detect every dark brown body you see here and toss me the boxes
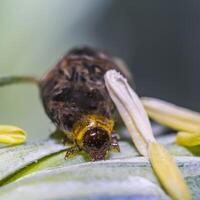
[39,47,131,160]
[40,47,124,134]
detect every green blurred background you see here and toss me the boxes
[0,0,112,141]
[1,0,200,141]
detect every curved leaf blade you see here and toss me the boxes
[0,140,67,181]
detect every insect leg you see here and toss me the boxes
[65,145,80,159]
[111,132,120,152]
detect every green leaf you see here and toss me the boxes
[0,173,169,200]
[0,137,199,199]
[0,140,67,182]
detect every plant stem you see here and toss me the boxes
[0,76,39,87]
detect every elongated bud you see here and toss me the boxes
[104,70,191,200]
[0,125,26,145]
[142,97,200,133]
[149,143,191,200]
[104,70,155,156]
[176,131,200,147]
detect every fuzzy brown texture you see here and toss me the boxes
[40,47,127,134]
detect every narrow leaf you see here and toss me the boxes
[0,141,139,185]
[0,140,67,181]
[0,154,200,200]
[0,171,169,200]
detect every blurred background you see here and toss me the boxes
[0,0,200,140]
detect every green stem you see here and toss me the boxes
[0,76,39,87]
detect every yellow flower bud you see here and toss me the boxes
[142,97,200,133]
[176,131,200,147]
[149,142,191,200]
[0,125,26,145]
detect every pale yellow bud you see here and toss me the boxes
[176,131,200,147]
[142,97,200,133]
[0,125,26,145]
[149,142,191,200]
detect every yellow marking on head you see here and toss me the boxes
[72,114,114,148]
